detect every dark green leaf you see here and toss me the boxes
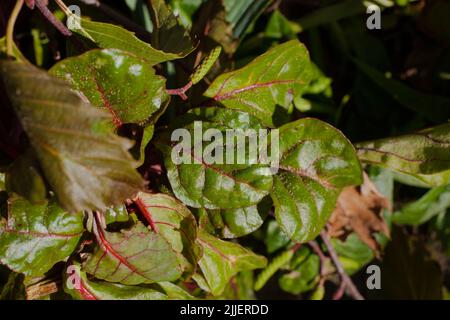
[271,118,362,243]
[156,106,273,209]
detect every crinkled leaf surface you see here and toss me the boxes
[157,107,273,209]
[0,195,84,277]
[134,192,201,273]
[83,217,183,285]
[147,0,194,55]
[196,230,267,296]
[198,196,271,238]
[0,61,144,212]
[357,123,450,187]
[67,15,190,65]
[204,40,314,127]
[271,118,362,243]
[50,49,169,127]
[64,262,167,300]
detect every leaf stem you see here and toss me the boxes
[35,0,72,36]
[308,240,327,286]
[166,81,193,101]
[320,229,365,300]
[6,0,24,58]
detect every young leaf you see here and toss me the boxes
[356,123,450,187]
[204,40,315,127]
[156,106,273,209]
[0,61,144,212]
[196,230,267,296]
[147,0,194,55]
[271,118,362,243]
[64,262,167,300]
[0,195,84,277]
[67,15,191,65]
[50,49,169,128]
[83,214,183,285]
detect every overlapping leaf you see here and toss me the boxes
[156,106,273,209]
[0,195,84,277]
[270,118,362,243]
[83,215,183,285]
[0,61,144,212]
[204,40,315,127]
[50,49,169,128]
[356,123,450,187]
[196,230,267,296]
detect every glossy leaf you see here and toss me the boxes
[204,40,315,127]
[67,14,190,65]
[0,195,84,277]
[196,230,267,296]
[157,281,196,300]
[0,61,144,212]
[332,233,374,275]
[147,0,194,55]
[64,262,167,300]
[271,118,362,243]
[156,107,273,209]
[357,123,450,187]
[104,205,129,226]
[50,49,169,127]
[83,216,183,285]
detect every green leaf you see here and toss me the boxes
[147,0,194,55]
[0,195,84,277]
[134,192,202,274]
[0,272,25,300]
[67,15,190,65]
[196,230,267,296]
[356,123,450,187]
[204,40,315,127]
[64,261,167,300]
[156,106,273,209]
[83,216,183,285]
[0,173,4,191]
[50,49,169,127]
[271,118,362,243]
[5,150,47,204]
[0,61,144,212]
[392,185,450,226]
[265,10,300,39]
[198,196,271,238]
